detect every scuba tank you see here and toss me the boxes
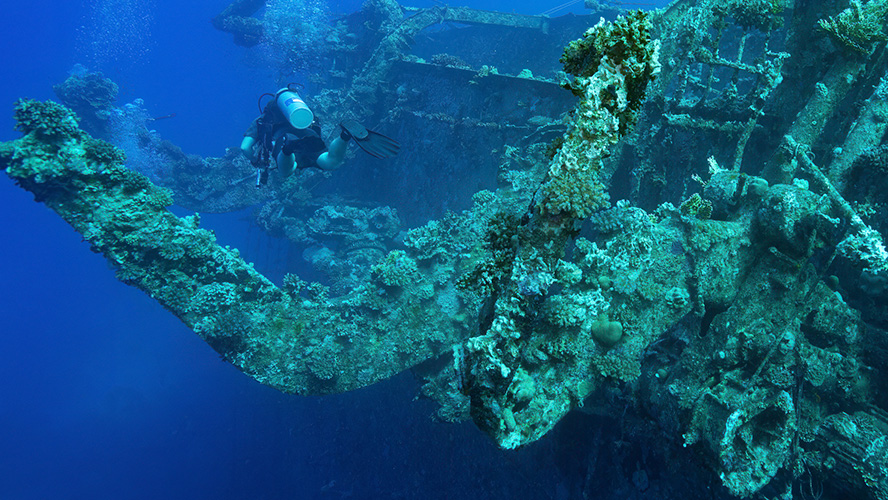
[275,87,313,129]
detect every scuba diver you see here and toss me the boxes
[241,85,400,187]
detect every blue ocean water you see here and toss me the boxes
[0,1,671,499]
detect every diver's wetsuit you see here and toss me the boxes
[242,93,397,179]
[244,101,328,172]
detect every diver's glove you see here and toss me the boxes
[340,119,400,159]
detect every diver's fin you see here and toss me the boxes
[341,120,400,159]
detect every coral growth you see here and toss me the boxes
[53,67,119,137]
[541,11,660,218]
[818,0,888,53]
[13,99,81,143]
[716,0,784,31]
[262,0,331,73]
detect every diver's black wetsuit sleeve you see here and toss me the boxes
[244,117,260,138]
